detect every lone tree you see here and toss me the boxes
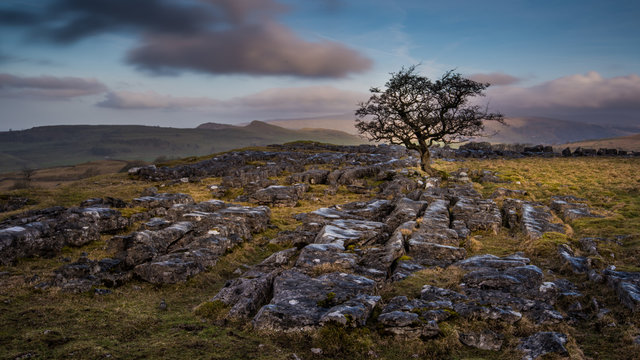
[355,66,504,174]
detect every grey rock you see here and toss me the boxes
[451,197,502,234]
[377,311,440,338]
[490,188,527,199]
[503,199,565,239]
[249,184,309,207]
[385,198,427,231]
[456,253,530,270]
[557,244,590,273]
[603,270,640,311]
[214,273,278,319]
[287,169,330,185]
[408,240,467,267]
[133,248,218,284]
[132,193,194,209]
[253,270,376,331]
[454,303,522,323]
[314,219,386,246]
[319,294,380,327]
[459,330,504,351]
[551,195,600,221]
[295,243,358,273]
[518,332,568,360]
[420,285,467,302]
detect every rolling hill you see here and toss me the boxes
[263,115,637,145]
[0,121,366,173]
[560,133,640,152]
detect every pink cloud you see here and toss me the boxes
[98,91,219,109]
[0,73,107,99]
[489,71,640,109]
[127,22,372,78]
[98,86,367,115]
[467,72,521,86]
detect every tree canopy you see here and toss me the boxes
[355,66,504,173]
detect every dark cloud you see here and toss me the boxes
[0,0,371,78]
[127,22,372,78]
[0,73,107,99]
[467,72,521,86]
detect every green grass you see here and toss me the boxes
[0,123,366,173]
[1,155,639,359]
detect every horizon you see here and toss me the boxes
[1,0,640,131]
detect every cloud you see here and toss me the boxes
[0,73,107,99]
[489,71,640,110]
[127,22,372,78]
[97,86,367,115]
[228,86,367,112]
[467,72,521,86]
[97,90,219,109]
[0,0,371,78]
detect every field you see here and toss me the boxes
[1,154,639,359]
[0,122,364,173]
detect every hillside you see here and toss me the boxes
[0,121,365,173]
[476,117,635,145]
[264,115,636,145]
[561,133,640,152]
[0,143,639,359]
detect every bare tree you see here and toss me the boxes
[355,66,504,174]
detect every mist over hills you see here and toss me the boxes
[0,121,364,173]
[263,115,638,145]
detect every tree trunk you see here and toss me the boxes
[420,148,434,175]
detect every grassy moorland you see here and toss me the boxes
[0,122,364,173]
[0,153,639,359]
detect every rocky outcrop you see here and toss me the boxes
[0,206,129,265]
[503,199,565,239]
[252,270,378,331]
[518,332,568,360]
[603,270,640,312]
[249,184,309,207]
[550,195,600,221]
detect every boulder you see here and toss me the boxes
[557,244,590,274]
[133,248,218,284]
[384,198,427,231]
[503,199,565,239]
[408,240,467,267]
[456,254,530,270]
[459,330,504,351]
[518,332,568,360]
[295,243,358,272]
[377,311,439,338]
[249,184,309,207]
[132,193,194,209]
[451,197,502,233]
[550,195,599,221]
[252,270,377,332]
[314,219,387,246]
[603,270,640,312]
[287,169,330,185]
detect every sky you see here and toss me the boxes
[0,0,639,131]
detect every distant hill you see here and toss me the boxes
[264,115,636,145]
[0,121,365,173]
[476,117,634,145]
[196,122,238,130]
[559,133,640,152]
[263,114,359,134]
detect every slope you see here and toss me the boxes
[0,122,365,173]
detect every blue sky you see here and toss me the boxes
[1,0,639,131]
